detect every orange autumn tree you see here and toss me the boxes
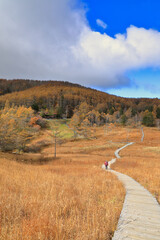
[70,102,107,139]
[0,101,38,152]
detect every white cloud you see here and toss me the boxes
[72,26,160,87]
[0,0,87,80]
[0,0,160,89]
[96,19,107,29]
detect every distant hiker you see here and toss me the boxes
[104,161,108,169]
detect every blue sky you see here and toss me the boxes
[82,0,160,98]
[83,0,160,36]
[0,0,160,98]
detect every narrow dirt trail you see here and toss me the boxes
[108,143,160,240]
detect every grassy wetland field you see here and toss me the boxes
[0,121,125,240]
[0,120,160,239]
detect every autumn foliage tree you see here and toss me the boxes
[142,110,155,127]
[70,102,107,138]
[156,107,160,119]
[69,112,80,138]
[121,114,128,126]
[0,102,38,151]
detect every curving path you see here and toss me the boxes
[108,143,160,240]
[141,127,144,142]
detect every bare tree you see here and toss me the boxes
[49,120,61,158]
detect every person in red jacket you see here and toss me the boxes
[104,161,108,169]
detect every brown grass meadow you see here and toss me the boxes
[1,124,159,239]
[112,127,160,204]
[0,126,125,240]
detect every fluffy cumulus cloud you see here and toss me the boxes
[96,19,107,29]
[73,26,160,87]
[0,0,160,88]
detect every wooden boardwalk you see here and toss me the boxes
[108,143,160,240]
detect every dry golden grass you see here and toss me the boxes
[2,124,159,239]
[0,126,125,240]
[112,127,160,204]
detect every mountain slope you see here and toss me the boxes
[0,79,160,121]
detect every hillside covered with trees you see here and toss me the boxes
[0,79,160,127]
[0,79,82,96]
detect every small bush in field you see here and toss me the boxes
[36,117,48,128]
[30,116,48,129]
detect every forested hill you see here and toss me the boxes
[0,79,83,96]
[0,79,160,123]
